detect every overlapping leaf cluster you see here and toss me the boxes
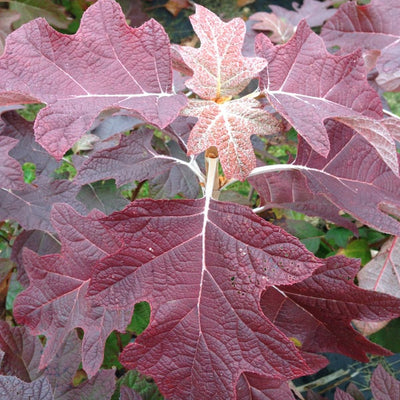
[0,0,399,399]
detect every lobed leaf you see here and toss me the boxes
[263,256,400,361]
[321,0,400,92]
[256,20,398,174]
[0,0,187,159]
[13,204,132,377]
[250,122,400,236]
[177,4,267,100]
[88,198,323,399]
[182,98,282,180]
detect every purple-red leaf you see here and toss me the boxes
[334,388,354,400]
[256,20,398,172]
[0,375,53,400]
[370,364,400,400]
[0,321,42,382]
[75,128,192,187]
[250,122,400,236]
[0,175,87,232]
[236,373,296,400]
[177,5,267,100]
[262,256,400,361]
[13,204,132,377]
[88,198,323,399]
[0,136,24,190]
[182,98,282,180]
[321,0,400,92]
[354,236,400,335]
[0,0,187,159]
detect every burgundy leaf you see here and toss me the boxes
[182,98,283,180]
[0,0,187,159]
[0,321,43,382]
[249,12,295,43]
[44,331,116,400]
[148,140,201,199]
[0,111,59,176]
[250,122,400,236]
[236,373,296,400]
[77,180,130,215]
[13,204,132,377]
[88,198,323,399]
[11,229,61,288]
[177,4,268,100]
[0,136,24,190]
[321,0,400,91]
[75,128,191,187]
[334,388,354,400]
[354,236,400,335]
[0,175,87,232]
[0,375,53,400]
[262,256,400,361]
[255,20,398,170]
[370,364,400,400]
[269,0,336,28]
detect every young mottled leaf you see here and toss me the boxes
[177,4,267,100]
[182,98,282,180]
[0,0,187,159]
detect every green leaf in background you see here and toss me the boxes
[102,331,131,369]
[112,370,163,400]
[326,226,353,248]
[127,302,151,336]
[343,239,371,266]
[284,219,324,254]
[22,162,36,183]
[370,318,400,353]
[7,0,70,29]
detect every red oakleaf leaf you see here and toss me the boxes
[13,204,132,378]
[0,175,87,232]
[182,98,283,180]
[256,20,398,173]
[321,0,400,92]
[0,375,53,399]
[250,0,336,44]
[250,122,400,236]
[371,364,400,400]
[334,388,354,400]
[0,321,42,382]
[0,0,187,159]
[0,112,59,177]
[177,4,268,100]
[88,198,323,399]
[250,12,295,43]
[269,0,336,28]
[236,373,296,400]
[262,255,400,361]
[354,236,400,335]
[75,128,195,187]
[0,136,24,190]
